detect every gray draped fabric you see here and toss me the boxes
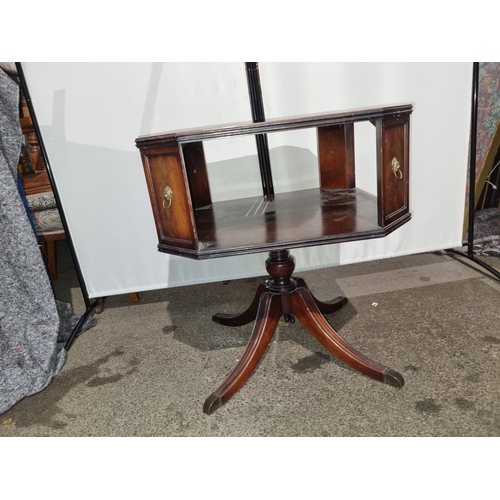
[0,68,67,414]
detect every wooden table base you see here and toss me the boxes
[203,249,404,415]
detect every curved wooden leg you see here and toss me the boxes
[204,292,282,414]
[295,278,348,315]
[290,287,404,388]
[212,283,267,326]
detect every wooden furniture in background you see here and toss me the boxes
[18,92,66,281]
[136,104,412,414]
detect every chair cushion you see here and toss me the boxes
[26,190,57,211]
[31,208,64,233]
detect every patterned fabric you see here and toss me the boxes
[26,190,57,211]
[470,208,500,255]
[31,208,64,233]
[25,190,64,234]
[0,68,66,414]
[476,63,500,172]
[464,62,500,207]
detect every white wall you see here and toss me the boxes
[21,62,472,298]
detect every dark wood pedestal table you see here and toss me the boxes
[136,104,413,414]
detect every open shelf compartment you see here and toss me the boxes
[136,104,412,260]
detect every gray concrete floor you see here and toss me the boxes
[1,242,499,437]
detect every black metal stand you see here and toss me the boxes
[445,62,500,281]
[15,62,98,350]
[245,62,274,200]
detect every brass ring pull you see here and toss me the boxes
[391,157,403,179]
[163,186,173,209]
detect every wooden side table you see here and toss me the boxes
[136,104,412,414]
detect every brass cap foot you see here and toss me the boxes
[382,368,405,388]
[203,393,223,415]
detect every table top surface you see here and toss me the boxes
[136,104,413,147]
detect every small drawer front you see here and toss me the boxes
[140,145,197,250]
[377,115,410,227]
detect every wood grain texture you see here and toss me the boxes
[376,114,410,227]
[140,145,198,250]
[136,104,413,147]
[136,104,413,260]
[164,188,409,259]
[318,123,355,189]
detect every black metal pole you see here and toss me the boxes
[15,62,98,349]
[467,62,480,257]
[245,62,274,200]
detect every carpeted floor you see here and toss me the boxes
[1,241,499,437]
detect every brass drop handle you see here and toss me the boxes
[163,186,173,209]
[391,157,403,179]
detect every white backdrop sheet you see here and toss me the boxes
[21,62,472,298]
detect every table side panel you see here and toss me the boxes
[376,114,410,227]
[140,145,198,250]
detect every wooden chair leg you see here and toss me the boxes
[46,240,57,280]
[39,240,48,260]
[94,293,141,314]
[39,239,58,281]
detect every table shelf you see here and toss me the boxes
[163,187,406,259]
